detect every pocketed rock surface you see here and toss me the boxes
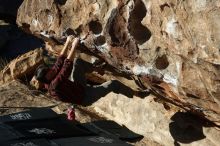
[16,0,220,126]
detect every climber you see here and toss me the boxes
[31,36,84,104]
[31,36,147,106]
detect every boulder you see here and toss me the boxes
[92,92,220,146]
[0,48,44,84]
[17,0,220,125]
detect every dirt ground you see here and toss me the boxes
[0,80,160,146]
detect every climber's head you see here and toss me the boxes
[31,64,49,90]
[35,64,49,83]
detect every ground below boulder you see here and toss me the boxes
[0,80,160,146]
[0,80,220,146]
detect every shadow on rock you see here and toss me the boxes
[0,24,44,59]
[169,112,214,145]
[81,120,144,142]
[71,59,150,106]
[0,0,23,24]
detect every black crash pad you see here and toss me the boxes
[0,108,59,123]
[6,118,95,139]
[1,139,52,146]
[52,136,132,146]
[0,123,23,141]
[87,120,143,141]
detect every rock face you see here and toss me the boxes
[0,48,44,84]
[17,0,220,125]
[92,92,220,146]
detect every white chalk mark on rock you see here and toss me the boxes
[166,17,178,38]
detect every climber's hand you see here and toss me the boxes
[71,37,80,49]
[66,35,74,43]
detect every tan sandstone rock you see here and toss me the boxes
[92,92,220,146]
[0,48,44,84]
[17,0,220,125]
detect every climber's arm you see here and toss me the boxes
[60,35,74,57]
[67,37,79,61]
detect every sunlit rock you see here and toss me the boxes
[17,0,220,125]
[0,48,44,84]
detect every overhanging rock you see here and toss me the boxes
[0,48,44,84]
[17,0,220,125]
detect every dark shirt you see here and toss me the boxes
[44,56,84,104]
